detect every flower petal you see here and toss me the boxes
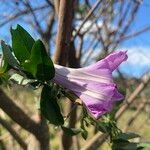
[83,51,128,72]
[76,93,112,119]
[78,94,123,119]
[53,51,127,119]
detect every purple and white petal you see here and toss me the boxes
[53,51,128,119]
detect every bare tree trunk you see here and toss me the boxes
[0,88,50,150]
[37,116,50,150]
[0,117,27,150]
[54,0,75,65]
[54,0,76,149]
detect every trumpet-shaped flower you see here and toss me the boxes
[53,51,127,119]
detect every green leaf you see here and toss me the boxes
[0,72,10,84]
[112,139,130,150]
[81,128,88,140]
[40,85,64,125]
[97,122,107,133]
[22,40,55,81]
[80,116,88,140]
[113,141,140,150]
[0,57,9,74]
[138,143,150,150]
[112,136,141,150]
[1,40,19,68]
[11,25,35,62]
[117,132,140,140]
[61,126,82,136]
[123,143,140,150]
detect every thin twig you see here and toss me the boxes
[72,0,102,40]
[54,0,75,65]
[0,5,48,27]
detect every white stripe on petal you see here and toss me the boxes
[54,64,112,84]
[67,70,112,84]
[80,90,106,101]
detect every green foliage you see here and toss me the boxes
[22,40,55,81]
[1,25,55,82]
[40,85,64,125]
[11,24,35,62]
[0,57,9,75]
[112,140,140,150]
[117,132,140,140]
[1,40,19,69]
[138,143,150,150]
[81,128,88,140]
[0,48,10,84]
[1,25,57,126]
[112,132,141,150]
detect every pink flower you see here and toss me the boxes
[53,51,128,119]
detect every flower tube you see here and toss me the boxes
[53,51,128,119]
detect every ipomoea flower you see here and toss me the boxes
[53,51,128,119]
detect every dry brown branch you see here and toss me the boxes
[0,88,39,135]
[110,0,140,51]
[0,88,50,150]
[53,0,60,17]
[23,0,43,35]
[0,117,27,150]
[42,11,55,54]
[73,0,102,40]
[44,0,54,8]
[54,0,75,65]
[0,4,48,27]
[119,25,150,41]
[124,97,147,131]
[53,0,76,149]
[77,36,83,63]
[115,73,150,119]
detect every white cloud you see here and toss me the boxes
[118,47,150,77]
[74,20,116,35]
[81,47,150,78]
[122,47,150,66]
[74,20,102,34]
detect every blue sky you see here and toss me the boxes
[118,0,150,78]
[0,0,150,78]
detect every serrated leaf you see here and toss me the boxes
[61,126,82,136]
[1,40,19,68]
[11,25,35,62]
[10,73,36,85]
[22,40,55,81]
[40,85,64,125]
